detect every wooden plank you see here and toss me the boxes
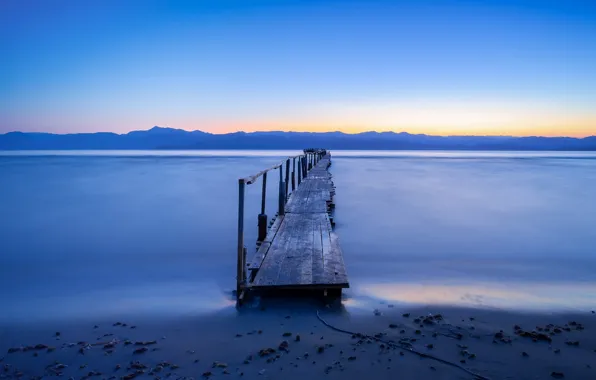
[247,215,284,271]
[311,216,324,285]
[285,189,330,214]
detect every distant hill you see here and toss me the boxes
[1,126,595,150]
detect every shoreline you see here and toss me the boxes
[2,301,594,379]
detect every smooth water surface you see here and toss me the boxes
[1,150,595,322]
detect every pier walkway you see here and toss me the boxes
[236,150,349,300]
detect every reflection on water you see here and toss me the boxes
[1,150,596,322]
[354,282,596,311]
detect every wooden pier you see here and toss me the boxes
[236,149,349,301]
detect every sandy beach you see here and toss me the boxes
[2,297,594,380]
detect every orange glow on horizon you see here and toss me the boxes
[167,100,596,138]
[171,121,595,138]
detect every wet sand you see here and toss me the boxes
[1,299,595,380]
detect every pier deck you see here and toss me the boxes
[240,153,349,293]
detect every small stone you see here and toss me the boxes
[258,369,266,375]
[55,332,61,337]
[399,352,404,356]
[554,349,561,354]
[213,361,228,368]
[317,346,325,353]
[282,332,292,337]
[279,341,289,352]
[223,369,230,374]
[522,352,529,357]
[402,313,410,318]
[430,366,436,371]
[415,330,421,335]
[551,372,565,378]
[389,324,398,329]
[426,344,434,349]
[202,371,212,377]
[236,334,243,338]
[133,347,148,354]
[295,334,301,342]
[348,356,356,361]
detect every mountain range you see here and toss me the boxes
[1,127,595,150]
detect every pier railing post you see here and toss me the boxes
[291,158,296,191]
[285,158,290,199]
[257,172,267,242]
[237,179,246,300]
[278,166,285,216]
[278,180,285,216]
[297,156,302,185]
[303,156,307,177]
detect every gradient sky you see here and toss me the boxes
[1,0,595,136]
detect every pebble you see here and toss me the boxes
[133,347,148,354]
[258,369,266,375]
[389,324,398,329]
[551,372,565,378]
[282,332,292,337]
[402,313,410,318]
[522,352,529,357]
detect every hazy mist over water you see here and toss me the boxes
[1,151,596,323]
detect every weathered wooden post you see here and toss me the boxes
[257,172,267,242]
[302,156,307,177]
[308,153,313,170]
[285,158,290,199]
[237,179,246,300]
[297,157,302,185]
[278,166,285,216]
[291,157,296,191]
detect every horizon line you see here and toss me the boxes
[2,126,595,139]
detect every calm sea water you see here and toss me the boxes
[1,150,596,322]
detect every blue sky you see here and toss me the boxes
[1,0,595,136]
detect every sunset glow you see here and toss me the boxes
[1,0,595,137]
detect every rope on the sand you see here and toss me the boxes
[316,310,491,380]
